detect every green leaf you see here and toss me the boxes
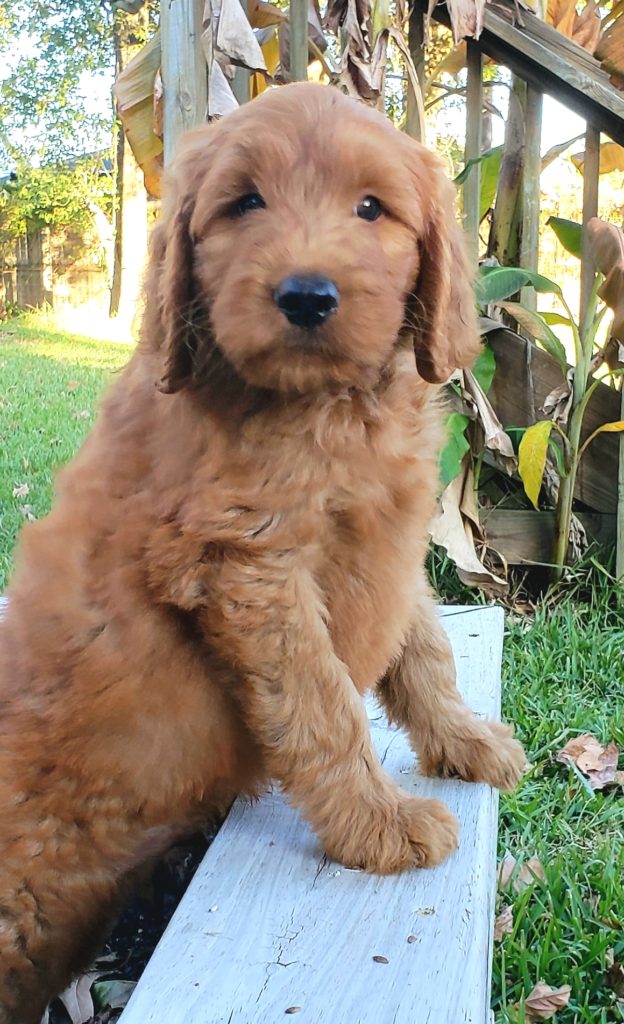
[518,420,554,509]
[547,217,583,259]
[439,413,470,488]
[471,342,496,394]
[476,266,562,306]
[496,301,568,373]
[547,435,566,478]
[541,311,573,328]
[455,146,504,220]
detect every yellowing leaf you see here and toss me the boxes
[572,141,624,176]
[579,420,624,459]
[518,421,554,509]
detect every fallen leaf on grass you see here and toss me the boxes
[12,482,29,497]
[605,960,624,998]
[556,733,621,790]
[73,410,91,420]
[18,504,36,522]
[498,853,545,892]
[525,981,572,1020]
[494,904,514,940]
[66,380,81,391]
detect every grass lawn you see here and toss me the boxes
[0,315,133,589]
[1,316,623,1023]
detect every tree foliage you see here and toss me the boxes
[0,0,118,167]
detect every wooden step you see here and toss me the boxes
[120,605,504,1024]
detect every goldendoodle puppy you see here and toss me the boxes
[0,82,525,1022]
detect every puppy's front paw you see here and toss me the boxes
[324,793,459,875]
[420,719,527,791]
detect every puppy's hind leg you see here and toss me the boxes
[377,579,526,791]
[0,793,165,1024]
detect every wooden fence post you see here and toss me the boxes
[290,0,308,82]
[161,0,207,165]
[464,42,483,264]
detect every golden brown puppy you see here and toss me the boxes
[0,82,525,1022]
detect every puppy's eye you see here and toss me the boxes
[356,196,383,222]
[232,192,266,216]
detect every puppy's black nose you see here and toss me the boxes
[274,274,340,329]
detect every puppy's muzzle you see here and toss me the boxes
[274,274,340,330]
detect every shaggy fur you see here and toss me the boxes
[0,82,526,1022]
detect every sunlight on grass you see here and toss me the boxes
[0,316,133,588]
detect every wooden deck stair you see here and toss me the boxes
[119,605,504,1024]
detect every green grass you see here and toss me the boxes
[493,583,624,1024]
[0,315,133,589]
[1,318,623,1022]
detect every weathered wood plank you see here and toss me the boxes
[520,85,542,313]
[488,329,620,513]
[482,509,616,565]
[420,0,624,145]
[161,0,207,164]
[121,607,503,1024]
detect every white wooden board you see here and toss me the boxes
[121,606,504,1024]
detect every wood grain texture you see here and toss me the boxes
[419,0,624,145]
[161,0,207,164]
[488,329,620,513]
[120,606,504,1024]
[481,509,615,565]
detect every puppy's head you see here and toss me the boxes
[150,83,479,395]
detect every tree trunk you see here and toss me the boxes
[109,6,149,325]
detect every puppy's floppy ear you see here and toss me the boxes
[154,194,200,394]
[148,122,225,394]
[409,159,481,384]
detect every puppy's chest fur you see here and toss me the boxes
[201,374,439,690]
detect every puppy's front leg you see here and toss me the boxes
[378,579,526,791]
[200,554,458,874]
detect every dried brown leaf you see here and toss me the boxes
[498,853,544,892]
[58,973,100,1024]
[586,218,624,341]
[463,368,517,470]
[606,961,624,998]
[429,459,507,595]
[571,0,601,53]
[12,483,29,497]
[445,0,485,42]
[547,0,576,36]
[494,904,514,940]
[372,954,389,963]
[557,733,621,790]
[525,981,572,1020]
